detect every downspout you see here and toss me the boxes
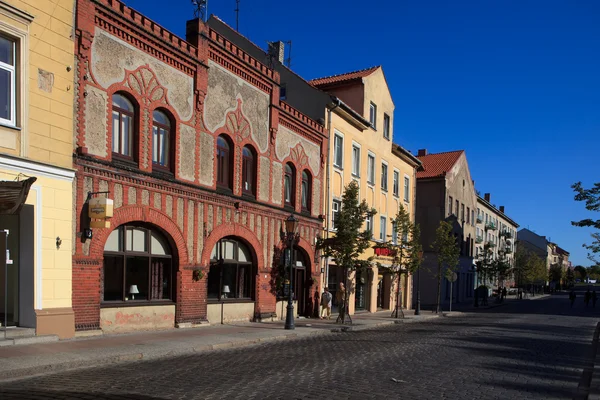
[323,96,340,289]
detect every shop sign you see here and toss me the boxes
[374,247,396,257]
[88,197,114,228]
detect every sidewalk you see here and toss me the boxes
[0,310,439,381]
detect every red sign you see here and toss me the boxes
[374,247,396,257]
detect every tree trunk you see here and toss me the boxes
[394,273,401,318]
[436,264,442,314]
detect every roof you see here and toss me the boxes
[416,150,464,179]
[476,195,520,228]
[309,66,380,87]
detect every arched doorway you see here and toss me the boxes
[103,224,175,302]
[289,247,310,317]
[207,237,255,300]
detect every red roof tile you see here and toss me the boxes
[309,66,380,87]
[416,150,464,179]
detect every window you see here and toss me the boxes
[404,177,410,202]
[402,231,408,243]
[381,163,388,191]
[391,221,398,245]
[455,200,459,217]
[380,216,387,241]
[467,207,470,224]
[332,199,341,229]
[280,84,287,100]
[152,110,171,169]
[208,238,254,300]
[334,133,343,168]
[383,113,390,140]
[111,94,134,157]
[0,35,15,126]
[367,153,375,185]
[369,102,377,128]
[242,146,256,196]
[284,163,296,207]
[471,210,475,226]
[461,204,465,222]
[393,171,399,197]
[217,135,232,189]
[103,225,173,302]
[301,170,311,212]
[352,144,360,176]
[366,214,373,237]
[448,196,453,216]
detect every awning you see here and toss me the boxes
[0,177,37,215]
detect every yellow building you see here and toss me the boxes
[0,0,75,339]
[310,67,421,315]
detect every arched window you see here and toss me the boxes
[216,135,232,190]
[284,163,295,207]
[112,93,134,157]
[152,110,171,169]
[208,238,254,300]
[301,170,311,212]
[242,145,256,196]
[103,225,173,302]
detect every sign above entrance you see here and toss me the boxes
[374,247,396,257]
[88,196,114,229]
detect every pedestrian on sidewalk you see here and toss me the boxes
[569,289,576,307]
[593,290,598,308]
[502,287,507,303]
[585,289,591,307]
[336,282,346,320]
[320,287,332,319]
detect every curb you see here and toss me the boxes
[575,321,600,400]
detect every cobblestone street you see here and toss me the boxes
[1,295,597,399]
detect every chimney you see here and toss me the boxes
[499,206,505,213]
[186,18,208,48]
[417,149,427,157]
[484,193,491,202]
[268,41,285,64]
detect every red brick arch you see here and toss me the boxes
[89,205,189,266]
[201,223,264,270]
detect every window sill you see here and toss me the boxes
[207,298,255,304]
[333,165,343,171]
[101,300,175,308]
[383,136,390,141]
[0,122,21,131]
[393,194,399,198]
[242,192,256,200]
[216,186,233,195]
[351,173,360,179]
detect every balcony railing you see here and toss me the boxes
[505,248,513,254]
[476,236,483,244]
[500,230,513,238]
[476,215,483,223]
[486,241,496,248]
[485,222,497,230]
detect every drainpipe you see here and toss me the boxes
[323,96,340,289]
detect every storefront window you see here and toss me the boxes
[208,238,254,300]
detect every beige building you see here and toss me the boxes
[0,0,75,338]
[310,66,421,315]
[475,193,519,288]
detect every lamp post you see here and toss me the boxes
[283,214,299,330]
[415,251,423,315]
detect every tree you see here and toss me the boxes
[565,267,575,288]
[548,264,564,287]
[574,265,587,281]
[514,246,547,291]
[378,205,422,318]
[431,221,460,313]
[571,182,600,265]
[318,181,375,324]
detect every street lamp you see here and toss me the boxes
[415,251,423,315]
[283,214,299,330]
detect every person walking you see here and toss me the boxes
[336,282,346,320]
[570,289,576,307]
[502,287,507,303]
[585,289,591,307]
[593,290,598,308]
[320,287,332,320]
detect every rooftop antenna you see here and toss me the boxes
[284,40,292,68]
[191,0,208,22]
[235,0,240,31]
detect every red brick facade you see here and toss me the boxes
[73,0,326,330]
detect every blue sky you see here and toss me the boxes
[125,0,600,266]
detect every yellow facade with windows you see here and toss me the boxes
[315,67,420,315]
[0,0,75,338]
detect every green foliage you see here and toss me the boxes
[574,265,587,280]
[548,264,564,283]
[565,267,575,287]
[431,220,460,313]
[571,182,600,264]
[514,246,547,286]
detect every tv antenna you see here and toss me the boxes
[191,0,208,21]
[284,40,292,68]
[235,0,240,31]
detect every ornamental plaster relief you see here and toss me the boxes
[275,125,320,176]
[312,178,321,217]
[199,131,214,186]
[271,161,283,205]
[91,30,194,121]
[204,60,269,153]
[84,85,108,157]
[179,124,196,181]
[258,156,270,202]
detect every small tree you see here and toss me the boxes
[318,181,374,324]
[431,221,460,313]
[549,263,564,288]
[378,205,422,318]
[565,267,575,288]
[574,265,587,281]
[571,182,600,265]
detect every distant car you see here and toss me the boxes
[587,279,597,284]
[576,279,581,283]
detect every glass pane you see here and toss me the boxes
[207,264,220,299]
[210,244,217,260]
[153,110,170,126]
[243,146,252,158]
[112,111,120,153]
[125,256,149,301]
[113,94,133,111]
[0,68,11,121]
[104,228,121,252]
[223,240,235,260]
[238,242,251,262]
[301,181,308,208]
[126,228,147,252]
[239,264,251,298]
[152,126,159,164]
[222,264,236,299]
[150,258,171,300]
[151,231,170,255]
[161,128,169,166]
[217,135,229,149]
[122,114,132,156]
[284,176,291,203]
[285,163,292,174]
[103,256,124,301]
[0,36,13,65]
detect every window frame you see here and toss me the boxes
[207,238,255,301]
[448,196,453,216]
[366,214,373,237]
[369,102,377,129]
[381,161,388,192]
[301,169,311,213]
[242,145,256,197]
[351,142,361,177]
[216,134,233,190]
[403,175,410,203]
[284,162,296,208]
[111,93,136,160]
[383,113,390,140]
[333,132,344,169]
[393,170,400,197]
[380,216,387,242]
[391,221,398,245]
[367,152,376,186]
[332,199,341,230]
[151,109,173,171]
[0,34,16,126]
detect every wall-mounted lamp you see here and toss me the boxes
[56,236,62,249]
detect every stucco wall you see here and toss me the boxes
[207,302,254,324]
[100,305,176,333]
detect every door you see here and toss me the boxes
[355,270,366,311]
[294,267,305,316]
[0,214,19,327]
